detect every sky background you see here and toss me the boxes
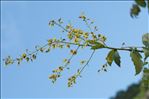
[1,1,148,99]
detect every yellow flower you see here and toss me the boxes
[83,32,89,39]
[80,60,86,64]
[66,44,70,48]
[70,50,77,55]
[22,53,26,58]
[48,39,52,45]
[63,59,68,63]
[74,37,79,43]
[49,74,57,79]
[58,66,63,71]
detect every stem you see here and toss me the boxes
[10,40,144,65]
[12,43,49,62]
[78,50,96,75]
[121,46,143,49]
[54,22,69,33]
[59,41,144,53]
[63,46,80,68]
[84,20,92,32]
[105,46,143,53]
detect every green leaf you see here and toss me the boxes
[91,43,105,50]
[143,47,149,60]
[130,51,143,75]
[144,68,149,74]
[135,0,146,7]
[130,4,141,18]
[113,50,121,67]
[106,50,121,67]
[106,49,115,66]
[142,33,149,48]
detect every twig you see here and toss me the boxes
[84,20,93,32]
[10,40,144,65]
[78,50,96,75]
[105,46,143,53]
[63,46,80,68]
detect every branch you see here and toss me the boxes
[105,46,144,53]
[7,40,143,66]
[61,41,144,53]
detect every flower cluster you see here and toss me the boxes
[3,14,109,87]
[68,75,77,87]
[3,56,14,66]
[17,52,37,65]
[52,66,64,73]
[49,74,60,83]
[49,66,64,83]
[48,38,64,49]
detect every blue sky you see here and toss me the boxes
[1,1,148,99]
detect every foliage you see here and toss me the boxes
[111,68,149,99]
[106,49,121,67]
[130,50,144,75]
[142,68,149,90]
[3,1,149,88]
[130,0,149,18]
[110,82,141,99]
